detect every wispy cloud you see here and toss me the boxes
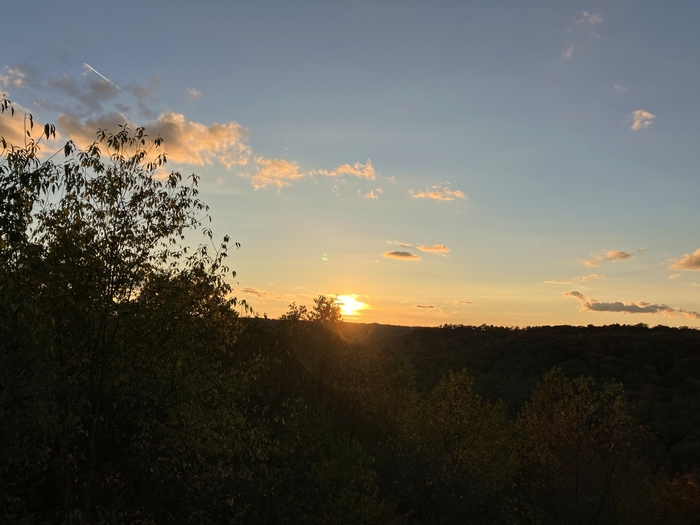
[185,88,201,99]
[0,66,26,89]
[383,251,420,261]
[670,248,700,271]
[669,274,681,280]
[387,240,414,248]
[237,286,285,300]
[314,161,376,180]
[561,11,603,58]
[416,244,450,254]
[410,182,467,201]
[448,300,475,305]
[583,250,634,267]
[243,158,376,190]
[629,110,655,131]
[544,274,606,284]
[614,84,628,93]
[576,11,603,27]
[564,291,700,319]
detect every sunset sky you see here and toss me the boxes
[2,1,700,326]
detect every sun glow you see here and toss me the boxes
[335,295,367,317]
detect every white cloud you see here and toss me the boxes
[670,248,700,271]
[561,46,575,59]
[0,66,26,89]
[629,110,655,131]
[669,274,681,280]
[564,291,700,319]
[614,84,628,93]
[409,182,467,201]
[576,11,603,26]
[185,88,202,99]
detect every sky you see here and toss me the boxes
[2,0,700,327]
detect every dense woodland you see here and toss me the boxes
[1,98,699,524]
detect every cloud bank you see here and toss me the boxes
[4,64,376,186]
[564,291,700,319]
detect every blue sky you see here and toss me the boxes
[2,0,700,325]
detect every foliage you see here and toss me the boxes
[516,368,649,524]
[418,370,519,492]
[280,295,342,322]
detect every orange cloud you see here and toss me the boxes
[243,157,305,190]
[583,250,634,267]
[383,251,420,261]
[364,188,382,199]
[670,248,700,271]
[629,110,655,131]
[315,160,375,180]
[0,101,61,149]
[410,182,467,201]
[416,244,450,253]
[57,111,250,168]
[544,274,605,284]
[244,158,377,190]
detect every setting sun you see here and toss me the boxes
[335,295,367,317]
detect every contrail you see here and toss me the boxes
[83,63,121,91]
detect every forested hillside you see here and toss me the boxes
[383,323,700,473]
[2,100,699,524]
